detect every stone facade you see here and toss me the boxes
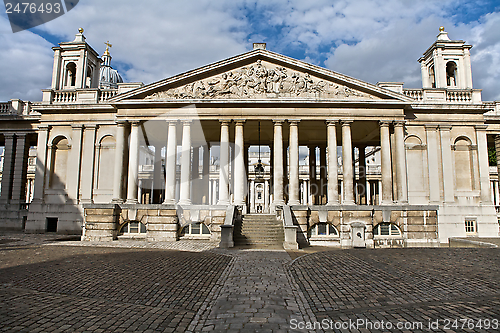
[0,27,499,248]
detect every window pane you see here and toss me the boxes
[140,223,147,233]
[130,222,139,233]
[329,224,337,235]
[391,224,400,235]
[202,224,210,234]
[373,225,379,236]
[191,223,201,234]
[380,224,390,236]
[318,223,327,235]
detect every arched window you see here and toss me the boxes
[49,137,70,189]
[309,223,338,237]
[119,222,147,235]
[180,222,210,236]
[373,223,401,237]
[429,65,436,88]
[66,62,77,87]
[446,61,457,87]
[86,66,93,88]
[454,137,474,191]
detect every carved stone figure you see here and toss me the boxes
[145,60,376,100]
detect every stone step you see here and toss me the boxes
[235,214,284,247]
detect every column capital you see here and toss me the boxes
[424,124,439,130]
[326,119,339,126]
[130,120,141,126]
[71,124,84,130]
[379,120,391,127]
[115,120,128,126]
[166,120,178,125]
[393,120,406,127]
[273,119,285,125]
[341,119,353,126]
[234,119,246,125]
[219,120,231,126]
[181,119,192,125]
[288,119,300,125]
[475,124,488,131]
[37,124,50,131]
[439,124,452,131]
[84,124,98,129]
[2,132,15,139]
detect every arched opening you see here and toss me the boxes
[65,62,77,87]
[119,222,147,235]
[86,66,93,88]
[180,222,211,237]
[446,61,457,87]
[454,137,474,191]
[429,65,436,88]
[309,222,339,237]
[49,137,70,189]
[373,223,401,237]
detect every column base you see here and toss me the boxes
[178,200,191,206]
[288,200,301,206]
[125,199,139,204]
[342,200,355,205]
[217,200,230,205]
[162,199,176,205]
[111,198,124,204]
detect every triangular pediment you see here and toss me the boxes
[112,49,413,103]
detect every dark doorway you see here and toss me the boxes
[46,217,58,233]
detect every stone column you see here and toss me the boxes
[126,121,140,203]
[288,120,300,205]
[308,145,316,204]
[264,179,270,212]
[191,145,200,204]
[164,121,177,204]
[213,179,218,205]
[439,125,454,203]
[319,145,327,204]
[250,179,255,212]
[341,120,355,204]
[233,120,246,206]
[81,124,97,204]
[366,180,371,205]
[111,121,126,203]
[10,133,30,204]
[273,120,284,205]
[66,125,83,202]
[218,121,230,205]
[326,120,339,205]
[32,126,49,202]
[476,125,492,204]
[179,120,192,206]
[0,134,15,203]
[495,135,500,203]
[380,121,393,204]
[152,144,163,204]
[394,121,408,203]
[358,145,367,205]
[202,145,210,204]
[425,125,440,203]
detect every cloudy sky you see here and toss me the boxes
[1,0,499,102]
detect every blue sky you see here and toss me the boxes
[1,0,500,101]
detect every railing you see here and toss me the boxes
[447,90,472,103]
[53,91,77,103]
[0,102,11,113]
[219,205,237,248]
[403,89,423,101]
[282,205,299,249]
[99,89,118,102]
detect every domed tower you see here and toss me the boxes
[99,41,123,89]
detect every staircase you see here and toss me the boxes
[234,214,284,247]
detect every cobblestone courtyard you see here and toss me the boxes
[1,234,500,332]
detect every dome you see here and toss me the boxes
[99,45,123,89]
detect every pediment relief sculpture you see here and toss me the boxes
[145,60,379,100]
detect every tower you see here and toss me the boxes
[50,28,100,90]
[419,27,473,89]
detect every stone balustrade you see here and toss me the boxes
[403,88,482,104]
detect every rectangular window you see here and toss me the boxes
[465,219,476,235]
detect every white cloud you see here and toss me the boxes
[0,0,499,102]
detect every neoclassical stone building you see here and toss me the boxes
[1,27,499,248]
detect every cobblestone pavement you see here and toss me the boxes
[289,248,500,332]
[1,232,500,333]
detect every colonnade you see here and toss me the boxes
[108,119,409,208]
